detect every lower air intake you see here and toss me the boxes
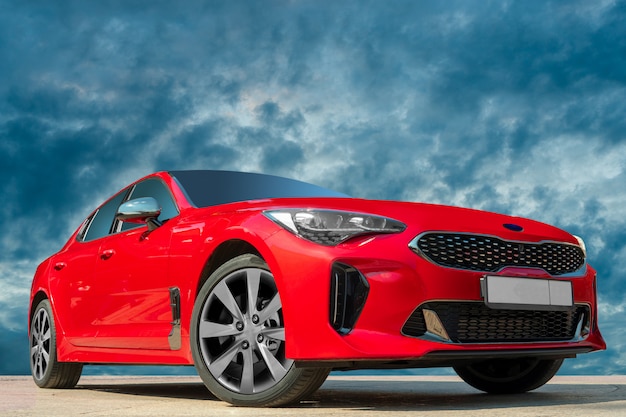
[402,302,588,343]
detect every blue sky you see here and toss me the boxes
[1,0,625,375]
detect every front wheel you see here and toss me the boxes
[191,254,330,407]
[454,357,563,394]
[30,299,83,388]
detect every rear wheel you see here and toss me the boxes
[454,357,563,394]
[30,299,83,388]
[191,254,330,407]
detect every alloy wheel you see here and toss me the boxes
[30,307,52,381]
[197,267,293,394]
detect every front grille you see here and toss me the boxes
[402,302,588,343]
[413,233,585,275]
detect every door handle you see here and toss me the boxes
[54,262,66,271]
[100,249,115,260]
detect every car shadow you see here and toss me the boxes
[312,379,626,411]
[78,378,626,411]
[79,381,217,401]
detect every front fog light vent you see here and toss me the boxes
[330,263,369,334]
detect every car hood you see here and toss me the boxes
[202,197,579,245]
[354,199,577,245]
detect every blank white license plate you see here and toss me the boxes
[482,276,573,310]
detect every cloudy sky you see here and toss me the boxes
[1,0,625,376]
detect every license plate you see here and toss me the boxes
[482,276,573,311]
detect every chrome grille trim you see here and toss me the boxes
[409,232,586,276]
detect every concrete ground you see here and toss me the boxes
[1,375,625,417]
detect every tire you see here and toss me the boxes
[190,254,330,407]
[30,299,83,388]
[454,357,563,394]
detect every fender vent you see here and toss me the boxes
[330,263,369,335]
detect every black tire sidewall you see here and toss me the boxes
[454,358,564,394]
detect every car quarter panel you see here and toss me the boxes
[165,208,282,358]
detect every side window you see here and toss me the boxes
[120,178,179,231]
[82,191,127,241]
[76,214,94,241]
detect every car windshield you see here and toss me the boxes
[170,170,348,208]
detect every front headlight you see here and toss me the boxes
[264,209,406,246]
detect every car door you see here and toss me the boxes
[88,178,180,350]
[56,189,129,347]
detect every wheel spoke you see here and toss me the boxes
[239,348,255,394]
[261,327,285,341]
[258,343,288,381]
[41,328,51,343]
[208,341,241,379]
[32,315,41,337]
[246,269,261,316]
[199,320,240,338]
[41,349,50,366]
[39,310,47,329]
[257,293,281,324]
[31,345,38,357]
[213,280,244,322]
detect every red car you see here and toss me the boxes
[29,170,605,406]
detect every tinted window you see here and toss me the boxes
[171,170,347,208]
[83,191,127,241]
[128,178,178,222]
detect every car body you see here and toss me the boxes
[29,170,606,406]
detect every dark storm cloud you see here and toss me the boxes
[1,0,626,374]
[154,121,238,170]
[0,76,192,257]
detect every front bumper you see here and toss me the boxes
[261,229,606,366]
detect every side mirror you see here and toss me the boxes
[116,197,162,231]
